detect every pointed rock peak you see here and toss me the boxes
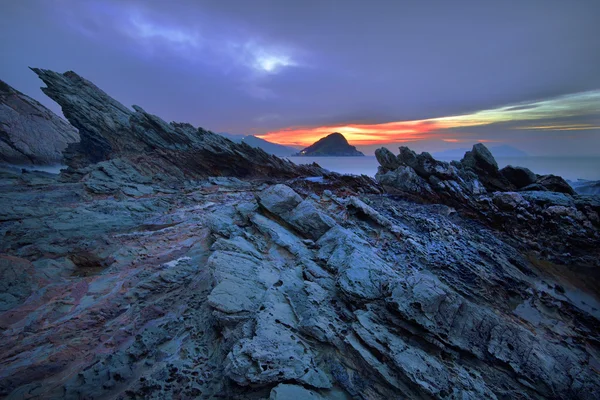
[461,143,498,172]
[296,132,364,157]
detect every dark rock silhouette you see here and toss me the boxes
[500,165,537,189]
[30,68,323,180]
[294,132,364,156]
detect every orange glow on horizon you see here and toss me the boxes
[257,119,438,147]
[255,89,600,148]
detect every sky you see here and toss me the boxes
[1,0,599,155]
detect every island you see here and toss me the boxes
[293,132,365,156]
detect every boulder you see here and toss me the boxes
[500,165,537,189]
[461,143,498,173]
[374,147,400,171]
[257,184,303,215]
[536,174,576,195]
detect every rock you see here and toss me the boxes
[269,383,323,399]
[397,146,419,167]
[492,192,531,210]
[536,174,576,195]
[258,184,303,215]
[29,68,324,182]
[287,199,336,240]
[0,166,598,399]
[374,147,400,171]
[0,78,78,165]
[500,165,537,189]
[520,191,575,207]
[461,143,514,191]
[0,256,35,312]
[346,196,392,227]
[0,68,599,400]
[294,132,364,157]
[461,143,499,172]
[519,183,549,192]
[376,165,434,197]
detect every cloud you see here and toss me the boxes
[1,0,599,155]
[257,90,600,149]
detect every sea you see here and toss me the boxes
[287,156,600,181]
[6,156,600,182]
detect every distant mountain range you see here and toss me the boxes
[293,132,364,157]
[218,133,298,157]
[433,145,528,159]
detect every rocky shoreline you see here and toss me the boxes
[1,69,599,399]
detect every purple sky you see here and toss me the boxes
[1,0,599,155]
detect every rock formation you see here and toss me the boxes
[0,69,598,399]
[30,68,322,180]
[0,79,78,165]
[375,144,598,265]
[1,167,598,399]
[294,132,364,156]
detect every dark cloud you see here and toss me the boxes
[1,0,600,154]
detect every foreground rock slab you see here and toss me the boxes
[1,168,598,399]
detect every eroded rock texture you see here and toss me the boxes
[1,168,599,399]
[375,145,600,266]
[0,70,598,399]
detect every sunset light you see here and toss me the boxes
[257,90,600,147]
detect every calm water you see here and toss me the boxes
[288,156,600,181]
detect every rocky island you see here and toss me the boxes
[294,132,365,157]
[0,69,599,400]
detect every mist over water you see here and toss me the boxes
[288,156,600,181]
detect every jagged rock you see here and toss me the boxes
[374,147,400,171]
[397,146,419,168]
[257,185,336,240]
[461,144,514,191]
[1,67,599,400]
[29,68,323,183]
[376,165,434,197]
[536,174,576,195]
[0,171,599,399]
[461,143,498,172]
[500,165,537,188]
[0,78,78,165]
[492,192,531,210]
